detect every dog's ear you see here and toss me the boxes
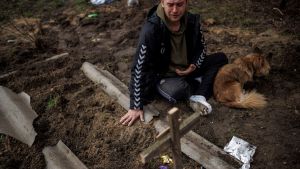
[253,47,263,54]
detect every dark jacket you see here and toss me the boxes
[129,5,207,110]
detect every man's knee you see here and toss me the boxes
[205,52,228,69]
[215,52,228,65]
[157,78,190,103]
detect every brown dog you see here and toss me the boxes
[213,51,272,109]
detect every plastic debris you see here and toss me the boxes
[159,155,172,169]
[0,86,38,147]
[159,165,169,169]
[224,136,256,169]
[88,13,99,18]
[90,0,114,5]
[161,155,173,164]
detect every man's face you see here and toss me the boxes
[161,0,187,23]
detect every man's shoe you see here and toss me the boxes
[189,95,212,116]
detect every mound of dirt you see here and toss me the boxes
[0,0,299,169]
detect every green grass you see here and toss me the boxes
[46,96,59,110]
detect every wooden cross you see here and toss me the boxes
[168,107,183,168]
[140,107,204,169]
[81,62,242,169]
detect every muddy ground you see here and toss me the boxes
[0,0,299,169]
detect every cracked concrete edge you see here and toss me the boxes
[0,86,38,147]
[42,140,89,169]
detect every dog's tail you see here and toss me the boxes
[224,91,267,109]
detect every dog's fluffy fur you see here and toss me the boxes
[213,52,271,109]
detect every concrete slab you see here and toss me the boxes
[0,86,38,146]
[43,140,88,169]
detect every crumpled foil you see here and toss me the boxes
[160,155,173,164]
[224,136,256,169]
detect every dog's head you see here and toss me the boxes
[247,52,272,77]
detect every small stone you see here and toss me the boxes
[128,0,139,6]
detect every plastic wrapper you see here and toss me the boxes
[160,155,173,164]
[90,0,114,5]
[224,136,256,169]
[159,165,169,169]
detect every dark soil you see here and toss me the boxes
[0,0,299,169]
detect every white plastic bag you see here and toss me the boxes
[90,0,114,5]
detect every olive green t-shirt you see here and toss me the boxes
[156,4,188,76]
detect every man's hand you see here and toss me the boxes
[176,64,196,76]
[120,109,144,126]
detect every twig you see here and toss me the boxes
[273,7,284,16]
